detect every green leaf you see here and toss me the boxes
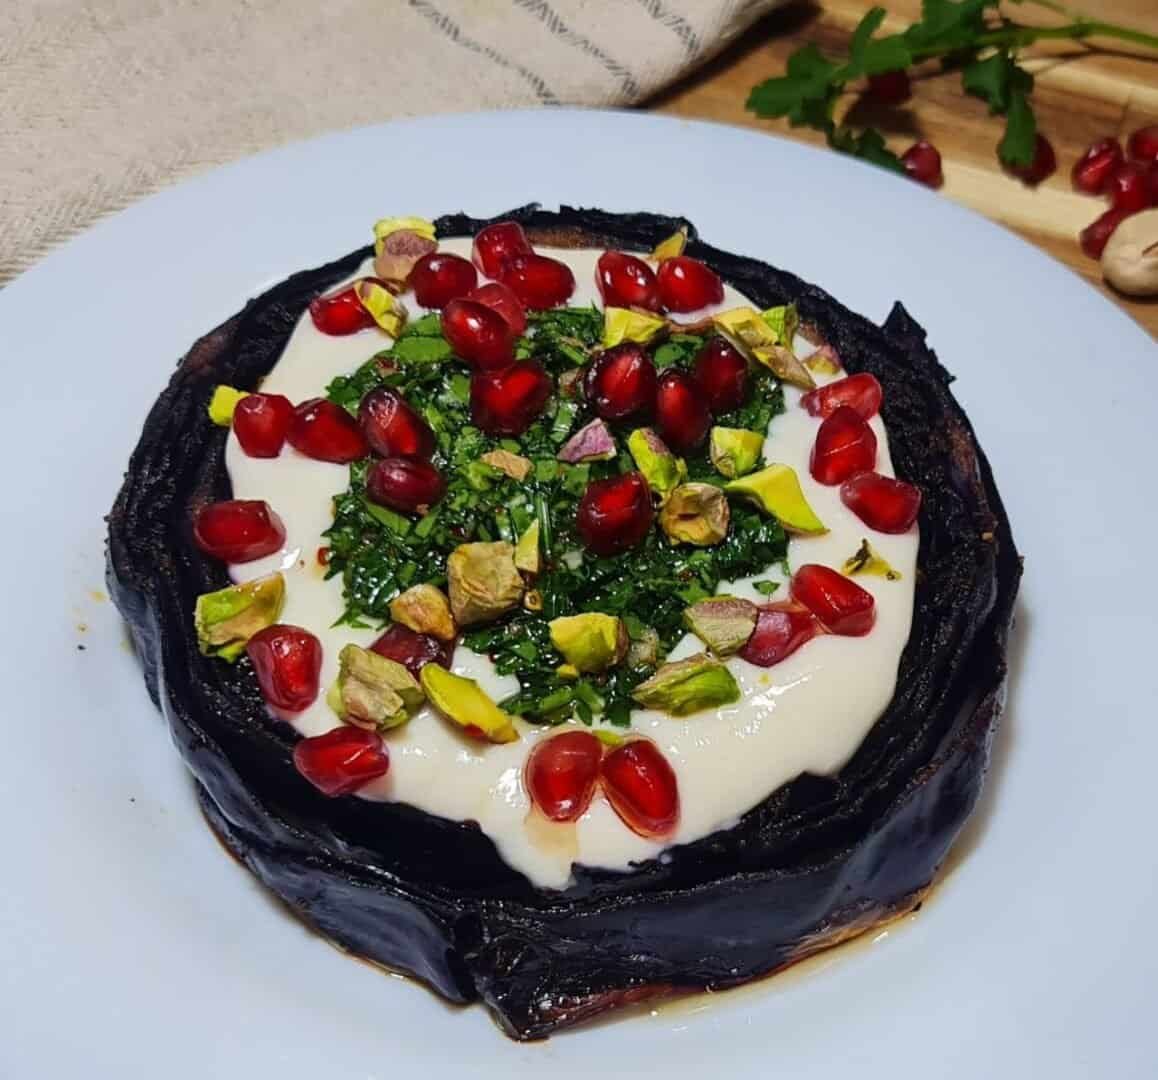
[849,7,888,61]
[746,44,840,127]
[829,127,905,174]
[753,579,780,596]
[906,0,991,51]
[391,336,452,364]
[962,50,1032,115]
[998,86,1036,166]
[847,9,913,77]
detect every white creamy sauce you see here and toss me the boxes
[226,239,918,889]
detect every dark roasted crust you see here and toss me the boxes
[107,206,1021,1039]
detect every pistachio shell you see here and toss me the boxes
[335,643,423,730]
[659,483,730,546]
[208,385,246,427]
[356,279,407,337]
[194,573,285,661]
[549,613,628,673]
[420,665,519,744]
[709,427,764,479]
[602,306,667,348]
[725,464,826,535]
[842,538,902,581]
[683,596,758,656]
[649,227,688,262]
[627,427,685,501]
[632,653,740,716]
[514,520,541,575]
[447,541,524,626]
[480,448,533,481]
[557,418,617,463]
[389,583,456,641]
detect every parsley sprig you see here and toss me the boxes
[747,0,1158,171]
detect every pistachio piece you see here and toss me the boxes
[374,229,438,285]
[683,596,758,656]
[751,344,815,390]
[712,307,815,391]
[632,652,741,716]
[447,541,524,626]
[804,344,842,376]
[523,588,544,612]
[333,643,423,730]
[557,418,617,464]
[602,306,667,348]
[389,583,456,641]
[726,465,826,535]
[709,426,764,479]
[480,448,533,481]
[760,304,799,347]
[556,663,580,681]
[1103,209,1158,297]
[420,665,519,744]
[549,613,628,674]
[558,367,584,398]
[842,538,902,581]
[650,227,688,262]
[592,728,626,748]
[659,483,730,546]
[626,626,661,668]
[627,427,686,501]
[515,520,541,575]
[355,279,407,337]
[208,385,246,427]
[194,573,285,661]
[373,216,437,254]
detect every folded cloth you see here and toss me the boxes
[0,0,785,284]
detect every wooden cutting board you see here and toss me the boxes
[651,0,1158,338]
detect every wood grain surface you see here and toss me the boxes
[651,0,1158,338]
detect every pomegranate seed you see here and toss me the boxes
[1107,162,1153,213]
[366,457,446,514]
[600,739,679,839]
[498,253,576,310]
[441,298,517,370]
[470,360,552,436]
[841,471,922,533]
[739,602,821,667]
[192,499,285,562]
[525,730,603,822]
[791,564,875,636]
[316,546,330,566]
[370,624,452,678]
[655,368,711,452]
[866,69,912,105]
[584,344,658,422]
[233,393,294,458]
[800,373,883,420]
[287,398,368,463]
[467,281,527,334]
[410,252,478,309]
[810,405,877,485]
[1127,124,1158,165]
[1005,134,1056,186]
[576,472,655,556]
[357,387,435,459]
[1079,207,1133,260]
[1071,137,1124,194]
[596,251,661,311]
[246,624,323,711]
[472,221,532,277]
[656,255,724,313]
[1146,162,1158,205]
[692,337,748,415]
[309,283,382,335]
[293,726,389,796]
[901,141,943,188]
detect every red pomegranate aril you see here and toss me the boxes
[366,457,446,514]
[410,252,478,309]
[441,298,517,370]
[692,337,748,415]
[247,624,323,711]
[576,472,655,556]
[370,624,453,678]
[467,281,527,334]
[287,398,369,463]
[193,500,285,563]
[357,387,435,459]
[810,405,877,485]
[841,471,922,533]
[499,253,576,310]
[866,69,912,106]
[309,285,376,336]
[739,602,821,668]
[901,141,943,188]
[1072,137,1124,194]
[525,730,603,822]
[800,372,883,421]
[791,564,875,637]
[655,368,712,452]
[1127,124,1158,165]
[472,221,532,277]
[1079,207,1132,260]
[1146,162,1158,205]
[293,727,389,797]
[1005,134,1057,186]
[233,393,294,458]
[596,251,661,311]
[584,344,658,422]
[600,739,680,839]
[470,360,553,436]
[1107,162,1153,213]
[656,256,724,314]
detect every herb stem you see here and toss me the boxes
[908,19,1158,62]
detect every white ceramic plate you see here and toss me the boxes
[2,110,1155,1078]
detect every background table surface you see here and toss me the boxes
[652,0,1158,338]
